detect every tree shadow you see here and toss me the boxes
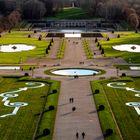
[61,111,72,116]
[59,102,69,106]
[88,110,97,114]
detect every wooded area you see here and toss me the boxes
[0,0,140,32]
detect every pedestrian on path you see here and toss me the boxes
[69,98,72,103]
[82,132,85,139]
[76,132,79,139]
[72,106,76,112]
[71,97,74,103]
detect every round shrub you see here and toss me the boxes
[28,34,31,38]
[24,73,29,76]
[43,128,50,136]
[121,73,126,77]
[34,30,37,33]
[38,36,42,41]
[98,105,105,111]
[105,129,113,136]
[112,31,114,33]
[49,105,55,111]
[29,67,32,70]
[117,34,120,38]
[95,89,99,94]
[107,37,110,41]
[53,89,57,94]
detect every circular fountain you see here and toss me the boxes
[0,44,35,52]
[50,68,100,76]
[112,44,140,52]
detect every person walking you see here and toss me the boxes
[71,97,74,103]
[82,132,85,139]
[72,106,76,112]
[69,98,72,103]
[76,132,79,139]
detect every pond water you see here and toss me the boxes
[112,44,140,52]
[0,66,20,70]
[0,44,35,52]
[51,68,99,76]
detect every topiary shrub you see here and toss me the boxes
[28,34,31,38]
[29,67,32,70]
[38,36,41,41]
[117,34,120,38]
[49,105,55,111]
[43,128,50,136]
[24,73,29,76]
[94,89,99,94]
[95,38,98,43]
[34,30,37,33]
[104,128,113,136]
[8,30,11,33]
[135,30,138,33]
[99,45,102,50]
[53,89,57,94]
[97,42,100,47]
[98,105,105,111]
[112,31,114,33]
[101,48,104,54]
[0,34,1,37]
[121,73,126,77]
[107,37,110,41]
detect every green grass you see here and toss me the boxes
[57,38,66,59]
[91,80,121,140]
[99,32,140,63]
[0,31,50,64]
[0,77,60,140]
[36,80,60,140]
[48,7,91,19]
[91,77,140,140]
[82,39,93,59]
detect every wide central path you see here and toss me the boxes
[53,78,103,140]
[53,38,104,140]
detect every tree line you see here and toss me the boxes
[0,0,140,32]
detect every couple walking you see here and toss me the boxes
[76,132,86,139]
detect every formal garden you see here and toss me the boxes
[0,76,60,140]
[91,77,140,140]
[0,31,51,64]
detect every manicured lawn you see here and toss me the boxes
[82,39,93,59]
[99,32,140,63]
[91,77,140,140]
[36,80,60,140]
[48,7,91,19]
[0,31,50,64]
[57,38,66,59]
[0,76,60,140]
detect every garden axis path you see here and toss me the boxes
[53,38,104,140]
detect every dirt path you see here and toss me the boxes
[62,38,86,65]
[53,38,104,140]
[47,38,60,59]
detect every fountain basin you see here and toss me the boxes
[50,68,100,76]
[0,44,35,52]
[112,44,140,52]
[0,66,20,70]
